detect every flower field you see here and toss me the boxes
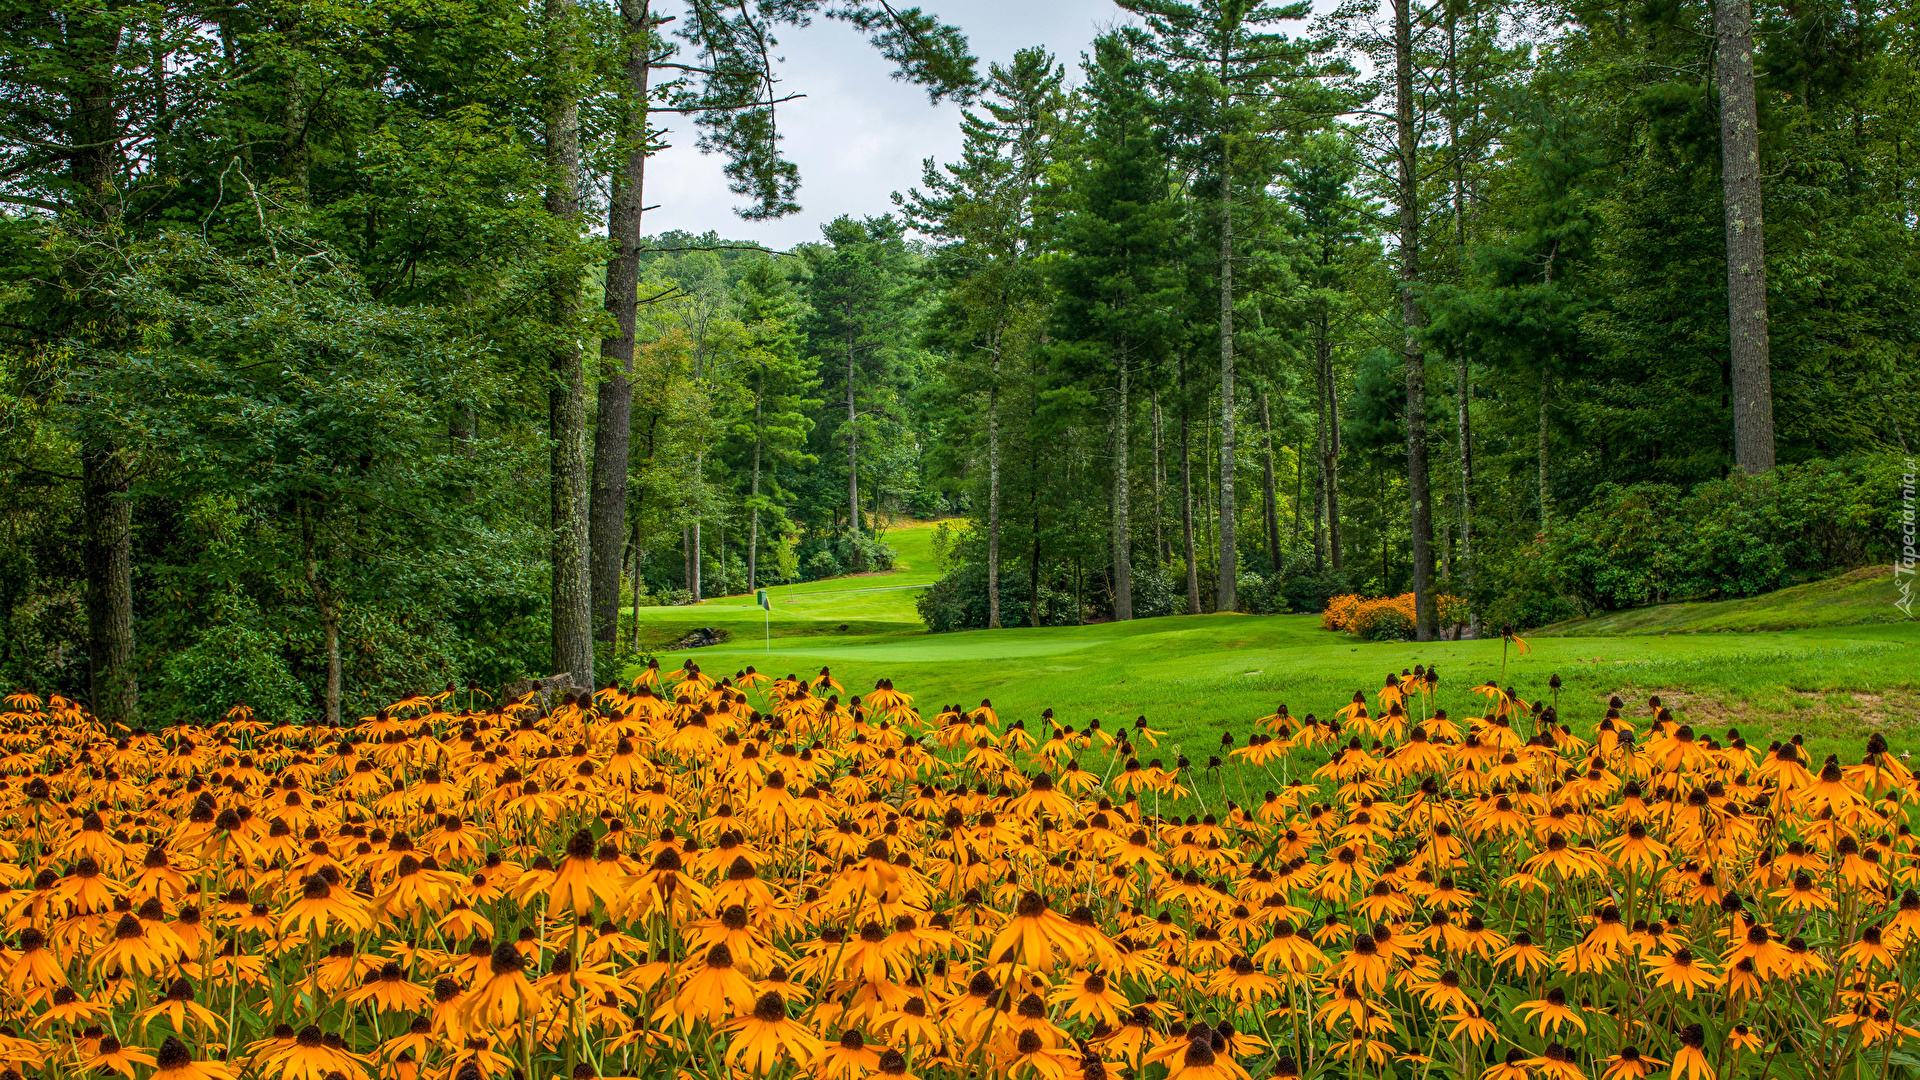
[2,663,1914,1080]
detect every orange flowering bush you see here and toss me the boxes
[1326,594,1469,639]
[0,670,1911,1080]
[1322,594,1364,633]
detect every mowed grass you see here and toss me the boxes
[620,519,949,652]
[624,528,1920,805]
[1541,564,1904,635]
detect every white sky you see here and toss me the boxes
[643,0,1139,249]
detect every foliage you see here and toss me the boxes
[1479,455,1905,626]
[1324,591,1469,639]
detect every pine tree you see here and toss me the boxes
[901,47,1065,628]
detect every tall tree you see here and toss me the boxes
[543,0,593,689]
[1120,0,1320,613]
[585,0,977,640]
[901,47,1064,629]
[1715,0,1775,473]
[728,259,817,589]
[588,0,659,648]
[803,216,922,548]
[1051,34,1180,623]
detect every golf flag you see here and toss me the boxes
[756,589,770,610]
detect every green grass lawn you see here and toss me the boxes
[1541,564,1905,636]
[621,518,949,652]
[621,530,1920,800]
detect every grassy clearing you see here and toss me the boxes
[620,518,948,652]
[622,528,1920,797]
[1540,564,1903,635]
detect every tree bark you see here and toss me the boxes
[1716,0,1776,473]
[1394,0,1438,641]
[1319,310,1344,573]
[1216,163,1238,613]
[1111,357,1132,621]
[545,0,594,689]
[589,0,653,645]
[1150,388,1166,562]
[846,344,861,540]
[748,371,763,590]
[1181,411,1201,616]
[988,382,1002,628]
[1539,365,1553,532]
[1029,506,1043,628]
[82,446,136,723]
[1457,352,1474,627]
[1260,389,1279,572]
[70,22,137,724]
[303,558,341,726]
[1293,436,1303,542]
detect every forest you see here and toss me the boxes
[2,0,1914,726]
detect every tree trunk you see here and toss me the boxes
[588,0,653,645]
[1539,365,1553,532]
[544,0,594,689]
[988,382,1002,628]
[304,558,341,726]
[1180,412,1200,615]
[748,374,762,590]
[1328,374,1344,574]
[1216,165,1238,613]
[846,344,861,540]
[1319,311,1344,573]
[70,24,136,724]
[1293,436,1303,542]
[1716,0,1776,473]
[283,51,309,198]
[1314,335,1327,572]
[1029,506,1043,629]
[628,512,645,654]
[1448,10,1477,635]
[1260,389,1279,573]
[82,446,136,723]
[1151,389,1166,562]
[1111,358,1133,621]
[1394,0,1438,641]
[1457,352,1475,631]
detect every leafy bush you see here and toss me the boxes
[1537,454,1902,616]
[155,596,307,724]
[1282,568,1351,615]
[803,549,842,581]
[831,535,896,574]
[1322,593,1362,632]
[917,560,1084,631]
[1131,565,1185,618]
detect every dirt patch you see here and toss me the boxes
[1630,685,1920,743]
[665,627,731,650]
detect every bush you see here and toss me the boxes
[1350,596,1415,641]
[803,549,842,581]
[1131,565,1185,618]
[916,560,1084,632]
[1235,570,1282,614]
[838,535,897,573]
[1540,454,1903,614]
[1283,568,1351,615]
[1323,591,1468,639]
[156,596,307,724]
[1322,593,1362,632]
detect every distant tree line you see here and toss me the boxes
[1,0,1912,723]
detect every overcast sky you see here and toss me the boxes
[643,1,1140,250]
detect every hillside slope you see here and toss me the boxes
[1540,565,1904,636]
